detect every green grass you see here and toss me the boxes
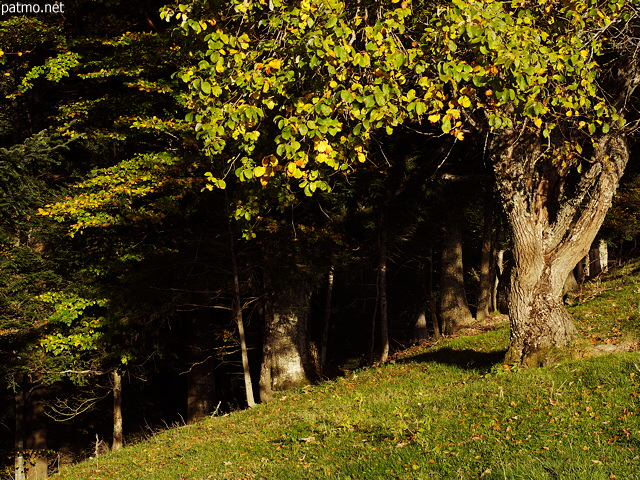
[52,267,640,480]
[570,260,640,347]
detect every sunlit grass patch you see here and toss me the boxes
[570,261,640,348]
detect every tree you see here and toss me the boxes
[475,187,495,323]
[439,182,473,335]
[167,0,639,365]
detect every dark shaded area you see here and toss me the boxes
[403,348,507,372]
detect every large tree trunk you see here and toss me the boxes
[259,287,312,399]
[494,133,629,365]
[440,188,473,335]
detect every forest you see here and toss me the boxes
[1,0,639,478]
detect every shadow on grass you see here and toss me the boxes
[404,348,507,372]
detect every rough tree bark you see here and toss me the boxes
[494,133,629,365]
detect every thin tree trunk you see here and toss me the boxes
[574,257,586,284]
[376,202,390,364]
[476,190,494,322]
[14,374,26,480]
[368,278,379,364]
[258,327,273,403]
[412,258,429,343]
[112,370,123,451]
[320,265,334,373]
[496,250,511,314]
[228,219,256,408]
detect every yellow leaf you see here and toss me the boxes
[315,139,330,153]
[534,117,543,128]
[428,114,441,123]
[448,109,461,120]
[316,153,329,163]
[254,166,266,177]
[267,59,282,70]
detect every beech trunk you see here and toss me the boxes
[259,286,312,400]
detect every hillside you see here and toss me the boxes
[51,264,640,480]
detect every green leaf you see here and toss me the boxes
[340,90,353,104]
[441,115,452,134]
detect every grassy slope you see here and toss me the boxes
[53,266,640,480]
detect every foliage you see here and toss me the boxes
[164,0,631,202]
[0,128,77,224]
[40,152,200,236]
